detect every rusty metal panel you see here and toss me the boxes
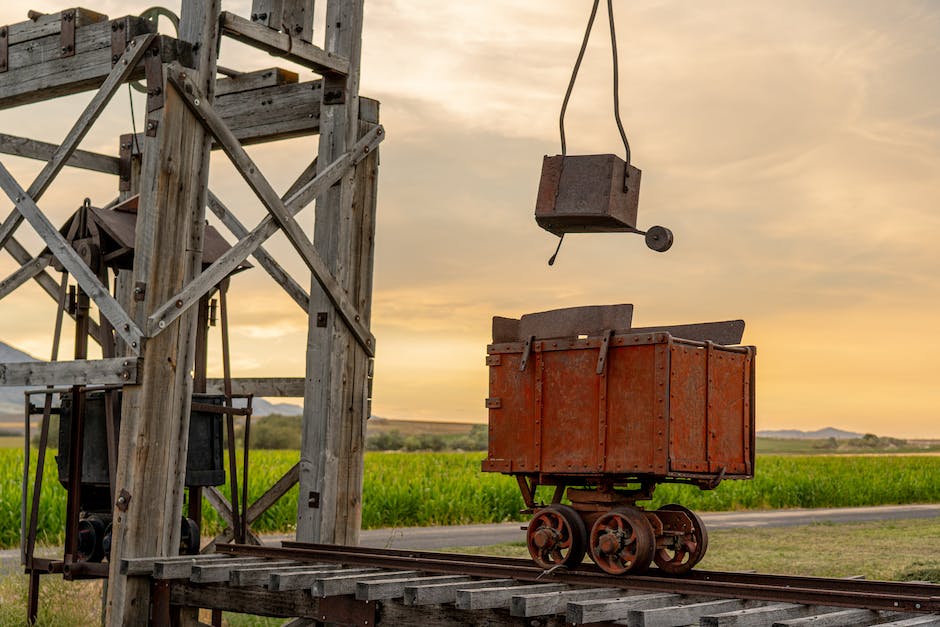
[535,154,641,236]
[605,343,660,474]
[483,346,537,473]
[707,349,752,475]
[668,344,709,473]
[539,346,601,473]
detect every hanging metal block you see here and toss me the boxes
[535,154,641,236]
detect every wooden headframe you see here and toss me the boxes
[0,1,381,622]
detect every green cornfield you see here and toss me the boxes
[2,449,939,549]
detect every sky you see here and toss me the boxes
[0,1,938,438]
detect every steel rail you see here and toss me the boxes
[216,542,940,614]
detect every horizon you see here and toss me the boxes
[0,2,938,439]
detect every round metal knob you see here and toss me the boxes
[645,225,674,252]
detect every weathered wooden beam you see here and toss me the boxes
[168,581,332,619]
[217,80,322,145]
[0,357,139,386]
[299,0,375,547]
[220,11,349,76]
[245,461,300,524]
[250,0,315,43]
[0,163,143,352]
[4,9,108,45]
[215,67,298,96]
[0,252,51,301]
[0,133,120,175]
[105,2,221,623]
[0,20,189,110]
[0,33,155,251]
[207,191,310,311]
[204,377,305,397]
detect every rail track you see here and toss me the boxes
[124,541,940,626]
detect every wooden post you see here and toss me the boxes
[298,0,376,545]
[105,2,221,624]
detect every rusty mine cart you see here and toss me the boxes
[482,305,755,575]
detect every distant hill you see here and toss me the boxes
[757,427,864,440]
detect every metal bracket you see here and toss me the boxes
[0,27,8,73]
[145,119,159,137]
[119,134,133,191]
[307,491,320,508]
[485,397,502,409]
[519,336,535,372]
[322,74,346,105]
[116,488,131,512]
[316,312,328,327]
[595,329,614,375]
[318,596,375,626]
[485,354,501,366]
[60,9,76,58]
[110,18,127,66]
[133,281,146,302]
[144,42,165,112]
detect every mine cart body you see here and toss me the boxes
[483,305,755,575]
[483,332,755,486]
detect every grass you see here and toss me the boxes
[3,450,940,548]
[2,517,937,626]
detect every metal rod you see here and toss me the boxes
[219,281,241,543]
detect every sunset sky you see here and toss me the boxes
[0,1,938,438]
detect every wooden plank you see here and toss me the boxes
[377,602,567,627]
[628,599,750,627]
[218,80,322,145]
[0,163,143,351]
[282,0,316,43]
[0,21,177,111]
[404,578,516,606]
[104,3,221,624]
[456,583,567,611]
[873,617,940,627]
[206,191,310,311]
[229,563,324,587]
[191,559,297,583]
[701,603,816,627]
[216,67,298,96]
[204,377,305,397]
[566,593,685,624]
[245,461,300,524]
[0,133,120,174]
[0,357,138,386]
[269,567,378,592]
[312,570,421,597]
[160,65,376,356]
[169,581,323,618]
[121,554,232,577]
[0,252,51,301]
[4,9,109,45]
[356,574,469,601]
[509,587,623,618]
[299,0,374,548]
[220,11,349,76]
[772,608,886,627]
[152,555,242,580]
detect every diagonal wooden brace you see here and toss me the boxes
[0,252,51,301]
[0,34,155,251]
[148,63,383,356]
[0,164,144,353]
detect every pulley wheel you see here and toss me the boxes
[180,517,201,555]
[76,516,106,563]
[645,225,674,252]
[526,504,587,569]
[588,507,655,575]
[653,503,708,574]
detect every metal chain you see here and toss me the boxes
[558,0,631,164]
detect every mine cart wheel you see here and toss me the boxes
[653,504,709,574]
[180,517,201,555]
[526,504,587,569]
[588,507,655,575]
[76,516,106,563]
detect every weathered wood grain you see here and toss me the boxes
[701,602,815,627]
[356,575,470,601]
[0,252,51,301]
[404,579,516,606]
[0,357,139,386]
[0,133,120,174]
[456,584,568,611]
[216,67,298,96]
[3,9,108,45]
[203,377,305,397]
[566,593,685,624]
[220,11,349,76]
[509,587,622,618]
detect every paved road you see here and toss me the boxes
[3,503,937,573]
